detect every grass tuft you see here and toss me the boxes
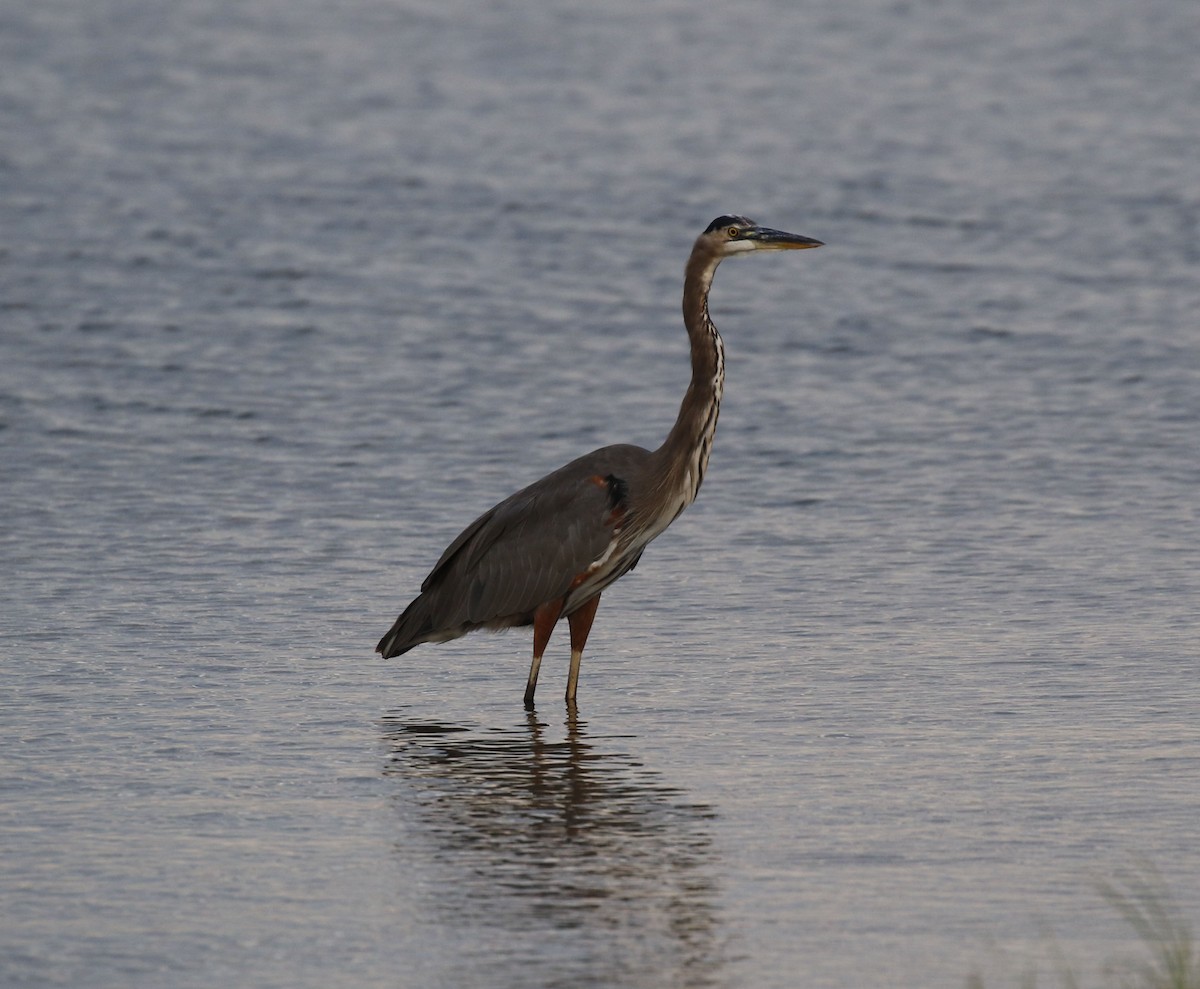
[1097,862,1199,989]
[969,863,1199,989]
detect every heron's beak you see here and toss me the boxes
[753,227,823,250]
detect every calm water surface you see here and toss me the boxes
[2,0,1198,986]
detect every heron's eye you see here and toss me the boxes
[726,227,740,239]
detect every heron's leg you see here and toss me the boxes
[565,594,601,705]
[524,598,563,709]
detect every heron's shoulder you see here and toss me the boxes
[483,445,648,518]
[555,443,652,478]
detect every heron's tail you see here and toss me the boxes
[376,594,436,659]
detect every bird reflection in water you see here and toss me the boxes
[381,710,727,988]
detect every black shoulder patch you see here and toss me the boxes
[603,473,629,510]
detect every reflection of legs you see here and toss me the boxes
[565,594,601,705]
[525,598,563,709]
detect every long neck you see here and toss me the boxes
[654,242,725,504]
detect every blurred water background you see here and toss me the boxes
[2,0,1198,986]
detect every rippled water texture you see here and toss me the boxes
[2,0,1198,986]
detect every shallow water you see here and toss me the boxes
[2,0,1199,986]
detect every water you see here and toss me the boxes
[2,0,1198,985]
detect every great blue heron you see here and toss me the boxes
[378,215,823,708]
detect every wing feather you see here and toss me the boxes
[420,464,621,628]
[379,444,651,655]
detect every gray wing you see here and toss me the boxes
[419,448,642,630]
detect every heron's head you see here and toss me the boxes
[700,215,823,258]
